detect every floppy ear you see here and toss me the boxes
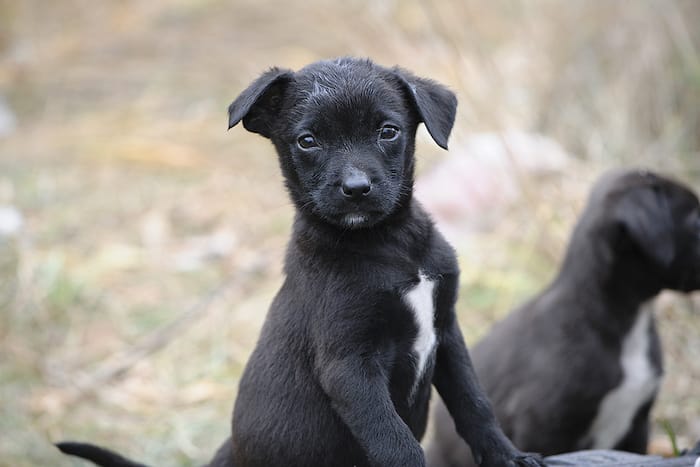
[614,184,675,267]
[228,67,294,138]
[393,69,457,150]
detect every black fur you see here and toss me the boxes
[427,169,700,466]
[57,57,542,467]
[56,442,148,467]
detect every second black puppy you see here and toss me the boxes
[427,169,700,466]
[57,58,542,467]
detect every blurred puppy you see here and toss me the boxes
[427,169,700,466]
[57,58,543,467]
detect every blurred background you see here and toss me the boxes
[1,0,700,465]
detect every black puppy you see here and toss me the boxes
[427,169,700,466]
[57,58,542,467]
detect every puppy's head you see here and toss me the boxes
[586,169,700,292]
[228,57,457,229]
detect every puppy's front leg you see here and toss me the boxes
[433,318,543,467]
[318,354,426,467]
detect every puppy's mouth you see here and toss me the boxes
[341,213,370,229]
[308,186,397,230]
[328,207,389,230]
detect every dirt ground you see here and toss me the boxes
[1,1,699,465]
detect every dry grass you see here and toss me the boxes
[1,0,699,465]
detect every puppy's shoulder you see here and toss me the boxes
[408,201,459,273]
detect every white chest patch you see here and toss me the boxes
[585,306,661,449]
[403,272,437,396]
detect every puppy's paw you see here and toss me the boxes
[469,429,544,467]
[479,450,545,467]
[509,452,545,467]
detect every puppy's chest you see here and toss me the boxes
[585,307,661,449]
[400,272,438,395]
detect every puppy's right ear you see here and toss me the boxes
[228,67,294,138]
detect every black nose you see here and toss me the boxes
[341,172,372,199]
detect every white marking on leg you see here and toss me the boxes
[403,272,436,398]
[585,305,661,449]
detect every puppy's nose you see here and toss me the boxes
[341,172,372,199]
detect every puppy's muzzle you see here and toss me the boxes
[341,170,372,200]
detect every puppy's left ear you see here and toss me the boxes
[394,69,457,150]
[614,184,675,267]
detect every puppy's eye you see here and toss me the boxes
[378,125,400,141]
[297,134,318,149]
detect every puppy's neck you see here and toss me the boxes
[288,200,432,260]
[554,239,662,328]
